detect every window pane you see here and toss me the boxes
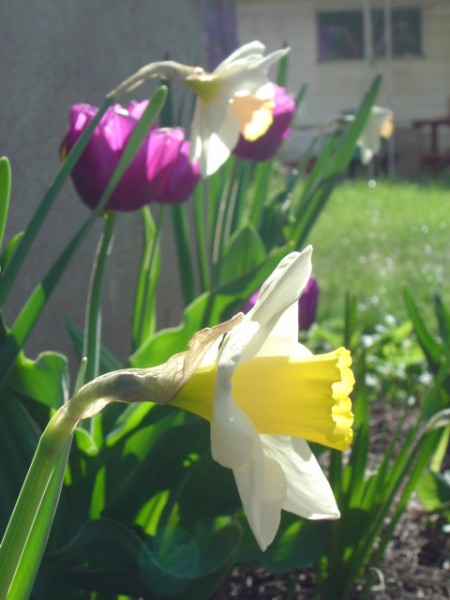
[372,8,422,58]
[317,11,364,61]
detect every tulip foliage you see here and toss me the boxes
[1,42,446,600]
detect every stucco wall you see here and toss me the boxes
[0,1,203,368]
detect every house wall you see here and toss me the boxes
[0,1,202,368]
[237,0,450,174]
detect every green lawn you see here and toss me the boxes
[307,177,450,328]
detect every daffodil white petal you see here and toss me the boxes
[260,436,340,519]
[242,246,312,361]
[211,320,259,469]
[190,94,241,175]
[214,41,266,71]
[233,443,287,550]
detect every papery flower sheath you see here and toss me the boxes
[233,84,296,162]
[172,247,354,550]
[186,41,290,176]
[62,101,199,211]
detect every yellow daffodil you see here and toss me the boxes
[357,105,394,164]
[172,247,354,550]
[70,247,353,551]
[186,41,290,176]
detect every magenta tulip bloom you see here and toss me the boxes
[232,84,296,162]
[244,274,318,331]
[62,101,200,211]
[298,275,319,331]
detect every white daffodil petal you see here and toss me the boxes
[261,436,340,519]
[233,442,287,551]
[188,41,290,177]
[214,41,266,72]
[242,247,312,361]
[212,320,260,468]
[191,95,241,176]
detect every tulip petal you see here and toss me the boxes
[260,436,340,519]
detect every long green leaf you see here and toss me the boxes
[0,157,11,253]
[6,440,71,600]
[0,97,113,308]
[0,87,167,390]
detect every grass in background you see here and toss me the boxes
[307,177,450,328]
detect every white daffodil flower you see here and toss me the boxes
[186,41,290,176]
[357,105,394,165]
[172,247,354,550]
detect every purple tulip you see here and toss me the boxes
[298,275,319,331]
[232,84,296,162]
[62,101,200,211]
[244,274,319,331]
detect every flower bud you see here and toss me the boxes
[62,101,199,211]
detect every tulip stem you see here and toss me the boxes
[133,206,164,349]
[171,204,196,306]
[83,211,117,384]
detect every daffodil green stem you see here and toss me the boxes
[0,408,78,600]
[83,211,117,384]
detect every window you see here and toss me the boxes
[317,7,422,62]
[372,8,422,57]
[317,11,363,61]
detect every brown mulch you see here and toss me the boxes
[213,507,449,598]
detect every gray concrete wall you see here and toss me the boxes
[0,1,203,369]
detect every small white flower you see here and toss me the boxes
[173,247,354,550]
[186,41,290,176]
[357,105,394,164]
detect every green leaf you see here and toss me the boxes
[0,156,11,253]
[49,518,241,599]
[218,224,266,283]
[434,292,450,346]
[130,248,289,368]
[6,440,71,600]
[0,87,167,391]
[276,41,289,87]
[416,469,450,512]
[238,514,329,573]
[65,317,121,373]
[404,288,443,370]
[290,76,381,247]
[6,350,69,409]
[0,231,23,273]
